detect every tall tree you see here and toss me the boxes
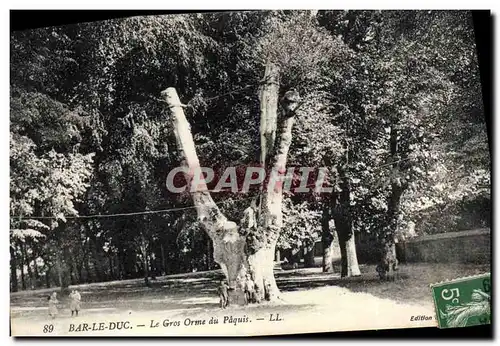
[164,11,347,302]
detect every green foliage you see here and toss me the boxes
[10,133,94,225]
[255,11,352,92]
[311,10,489,244]
[279,198,321,250]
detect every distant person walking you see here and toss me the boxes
[69,290,81,317]
[48,292,59,319]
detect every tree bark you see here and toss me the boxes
[378,241,398,280]
[303,243,315,268]
[10,244,18,292]
[345,232,361,277]
[67,250,77,285]
[77,262,84,284]
[90,236,104,282]
[249,118,295,300]
[139,232,151,286]
[247,67,297,301]
[21,243,33,289]
[160,243,167,275]
[334,173,361,278]
[321,198,335,273]
[45,266,51,288]
[56,255,63,288]
[164,87,248,303]
[108,254,115,280]
[19,243,26,290]
[337,229,348,277]
[336,228,361,277]
[205,237,212,270]
[259,62,280,170]
[144,258,150,286]
[57,247,72,294]
[377,123,406,280]
[377,184,404,280]
[32,250,40,287]
[76,243,87,283]
[244,62,282,301]
[322,237,335,272]
[84,251,93,283]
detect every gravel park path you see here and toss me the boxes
[10,263,488,336]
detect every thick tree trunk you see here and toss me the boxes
[143,260,150,286]
[304,247,315,268]
[377,123,405,280]
[91,237,104,282]
[164,87,248,303]
[151,254,158,279]
[76,245,87,283]
[334,171,361,278]
[139,233,151,286]
[259,62,280,169]
[22,243,33,289]
[160,244,167,275]
[32,251,40,287]
[108,254,114,280]
[377,240,398,280]
[321,202,335,273]
[322,240,335,273]
[252,85,297,297]
[205,237,212,270]
[45,266,51,288]
[336,228,361,278]
[250,104,296,300]
[247,241,279,302]
[213,233,248,305]
[345,233,361,277]
[62,248,72,290]
[164,78,297,304]
[77,263,84,284]
[337,232,348,278]
[84,252,93,282]
[57,248,72,294]
[67,251,77,285]
[376,191,402,280]
[118,249,126,280]
[19,244,26,290]
[10,245,18,292]
[248,62,287,301]
[115,254,122,279]
[56,255,63,288]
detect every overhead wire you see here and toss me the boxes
[11,157,409,221]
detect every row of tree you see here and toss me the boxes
[10,11,489,297]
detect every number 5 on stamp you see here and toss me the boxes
[430,273,491,329]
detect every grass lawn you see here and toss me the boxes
[277,262,490,304]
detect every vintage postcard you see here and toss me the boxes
[9,9,491,337]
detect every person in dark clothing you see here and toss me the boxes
[217,280,229,309]
[264,279,272,301]
[244,274,256,305]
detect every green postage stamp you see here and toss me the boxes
[431,273,491,329]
